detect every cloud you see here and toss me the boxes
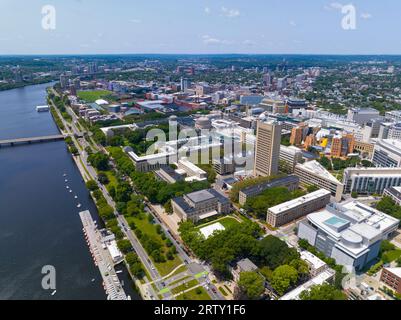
[243,39,256,46]
[202,35,233,45]
[130,19,142,23]
[289,20,297,27]
[204,7,211,14]
[360,13,372,19]
[324,2,344,11]
[221,7,240,18]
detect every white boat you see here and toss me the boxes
[116,270,123,274]
[65,179,68,183]
[74,196,78,199]
[66,186,69,189]
[77,204,82,208]
[69,190,72,193]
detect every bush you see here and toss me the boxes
[86,180,99,191]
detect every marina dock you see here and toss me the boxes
[79,210,128,300]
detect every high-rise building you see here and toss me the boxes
[13,66,23,83]
[254,120,282,177]
[290,125,306,146]
[180,77,190,92]
[60,74,68,89]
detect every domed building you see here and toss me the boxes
[195,116,212,130]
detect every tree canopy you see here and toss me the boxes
[238,272,265,300]
[300,284,346,300]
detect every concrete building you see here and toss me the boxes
[239,175,299,206]
[300,251,328,277]
[266,189,331,228]
[279,145,303,173]
[343,167,401,195]
[177,157,207,182]
[383,186,401,206]
[280,269,335,300]
[231,258,259,282]
[372,139,401,168]
[294,161,344,202]
[254,120,282,177]
[354,140,375,159]
[155,166,185,184]
[298,201,400,271]
[380,268,401,294]
[171,189,231,223]
[212,158,235,175]
[347,108,380,125]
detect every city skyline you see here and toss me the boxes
[0,0,399,55]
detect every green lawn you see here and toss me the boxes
[102,170,118,189]
[219,287,228,297]
[171,279,199,295]
[197,216,242,231]
[176,287,211,300]
[77,90,112,103]
[167,265,187,278]
[129,213,183,276]
[168,276,192,288]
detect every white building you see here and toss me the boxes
[372,139,401,168]
[294,161,344,202]
[300,251,328,277]
[279,145,303,173]
[343,167,401,195]
[298,201,399,272]
[347,108,380,125]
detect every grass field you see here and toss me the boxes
[176,287,211,300]
[171,279,199,295]
[197,216,242,231]
[77,90,112,103]
[128,213,183,276]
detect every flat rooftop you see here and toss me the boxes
[186,190,215,203]
[268,189,330,215]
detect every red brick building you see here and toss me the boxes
[380,268,401,294]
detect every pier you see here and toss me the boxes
[0,135,65,148]
[79,210,128,301]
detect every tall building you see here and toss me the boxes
[180,77,190,92]
[254,120,282,177]
[60,74,68,89]
[290,126,303,146]
[331,134,355,158]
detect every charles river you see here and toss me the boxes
[0,83,138,300]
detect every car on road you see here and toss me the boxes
[151,266,155,270]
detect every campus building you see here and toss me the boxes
[238,175,299,206]
[294,161,344,202]
[383,186,401,206]
[372,139,401,168]
[279,145,303,173]
[380,268,401,294]
[254,120,282,177]
[298,201,400,271]
[171,189,231,223]
[266,189,331,228]
[343,167,401,195]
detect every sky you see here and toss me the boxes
[0,0,399,55]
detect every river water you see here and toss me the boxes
[0,83,138,300]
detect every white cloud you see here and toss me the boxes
[289,20,297,27]
[243,39,256,46]
[221,7,240,18]
[130,19,142,23]
[204,7,211,14]
[360,12,372,19]
[202,35,233,45]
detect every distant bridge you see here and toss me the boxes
[0,134,66,148]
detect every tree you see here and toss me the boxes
[88,152,110,171]
[300,284,346,300]
[98,172,110,185]
[237,272,265,300]
[86,180,99,191]
[270,265,299,296]
[117,239,133,254]
[351,191,358,199]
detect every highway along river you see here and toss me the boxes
[0,83,138,300]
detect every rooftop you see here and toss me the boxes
[236,258,258,273]
[296,160,342,185]
[384,268,401,278]
[186,190,215,203]
[268,189,331,215]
